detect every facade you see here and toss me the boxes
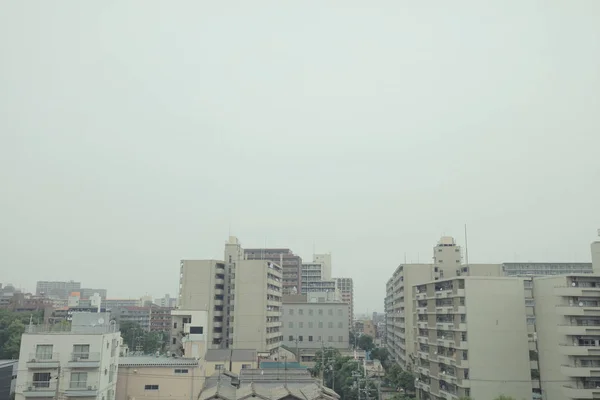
[80,288,107,299]
[413,277,532,400]
[302,279,337,294]
[502,262,593,276]
[592,239,600,272]
[314,253,332,280]
[176,237,283,354]
[103,299,141,309]
[204,349,258,375]
[15,312,120,400]
[155,294,177,308]
[113,306,151,331]
[533,274,600,400]
[282,296,349,350]
[36,280,81,299]
[334,277,354,326]
[116,356,202,400]
[244,248,303,295]
[301,263,327,293]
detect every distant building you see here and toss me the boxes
[103,299,141,309]
[35,280,81,299]
[154,294,177,308]
[15,313,120,400]
[282,294,349,351]
[244,248,303,295]
[80,288,107,299]
[334,277,354,326]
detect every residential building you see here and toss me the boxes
[198,367,339,400]
[334,277,354,326]
[116,356,202,400]
[149,306,172,332]
[35,280,81,299]
[15,312,120,400]
[103,299,141,309]
[592,237,600,272]
[533,274,600,400]
[0,360,18,400]
[176,237,283,355]
[413,277,532,400]
[302,279,337,294]
[155,294,177,308]
[244,248,302,295]
[301,263,328,293]
[385,263,438,368]
[80,288,107,299]
[112,306,151,331]
[171,309,210,358]
[313,253,332,280]
[282,295,349,350]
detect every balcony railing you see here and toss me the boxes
[70,352,101,362]
[24,381,57,392]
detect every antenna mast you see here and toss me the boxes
[464,224,469,266]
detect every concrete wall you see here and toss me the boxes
[592,241,600,274]
[465,278,532,400]
[116,366,203,400]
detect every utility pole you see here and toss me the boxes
[54,365,61,400]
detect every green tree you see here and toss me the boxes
[0,309,39,359]
[357,334,375,352]
[370,347,389,364]
[119,321,163,354]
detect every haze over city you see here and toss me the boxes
[1,1,599,314]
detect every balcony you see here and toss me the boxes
[454,306,466,314]
[556,304,600,316]
[454,289,465,297]
[559,344,600,356]
[65,383,98,397]
[416,293,427,300]
[68,352,101,368]
[563,384,600,399]
[555,286,600,297]
[561,364,600,377]
[558,325,600,336]
[23,381,57,398]
[453,323,467,331]
[26,353,60,369]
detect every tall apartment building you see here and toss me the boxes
[244,248,302,294]
[533,274,600,400]
[282,295,349,350]
[36,280,81,299]
[15,313,120,400]
[155,294,177,308]
[314,253,332,280]
[413,277,532,400]
[592,237,600,272]
[334,277,354,326]
[301,263,328,293]
[175,237,283,355]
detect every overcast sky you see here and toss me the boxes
[1,1,599,313]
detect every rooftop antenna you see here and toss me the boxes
[464,224,469,267]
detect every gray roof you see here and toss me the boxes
[199,371,339,400]
[205,349,257,362]
[0,360,18,369]
[119,356,199,367]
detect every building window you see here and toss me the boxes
[308,322,313,328]
[215,364,224,370]
[70,372,88,389]
[298,336,303,341]
[174,322,177,329]
[338,336,343,342]
[298,309,303,315]
[72,344,90,360]
[289,335,294,341]
[242,364,251,369]
[172,337,177,345]
[338,322,343,328]
[328,336,333,342]
[35,345,53,360]
[318,309,323,315]
[289,322,293,328]
[289,309,294,315]
[318,336,322,341]
[337,309,342,316]
[308,336,313,342]
[328,322,333,328]
[145,385,159,390]
[318,322,323,328]
[189,326,203,334]
[174,369,189,374]
[299,322,303,328]
[33,372,51,387]
[328,309,333,316]
[309,309,313,316]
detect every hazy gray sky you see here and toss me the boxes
[1,1,599,313]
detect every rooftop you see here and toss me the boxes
[119,356,199,367]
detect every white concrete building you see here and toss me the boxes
[15,312,120,400]
[413,277,532,400]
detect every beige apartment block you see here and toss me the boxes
[413,277,533,400]
[334,277,354,326]
[385,263,438,368]
[534,274,600,400]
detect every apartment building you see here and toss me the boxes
[301,263,328,293]
[155,294,177,308]
[282,295,349,350]
[314,253,332,280]
[413,277,532,400]
[36,280,81,299]
[176,237,283,354]
[80,288,107,299]
[592,238,600,272]
[534,274,600,400]
[15,312,120,400]
[334,277,354,326]
[502,262,593,276]
[302,280,337,294]
[244,247,302,295]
